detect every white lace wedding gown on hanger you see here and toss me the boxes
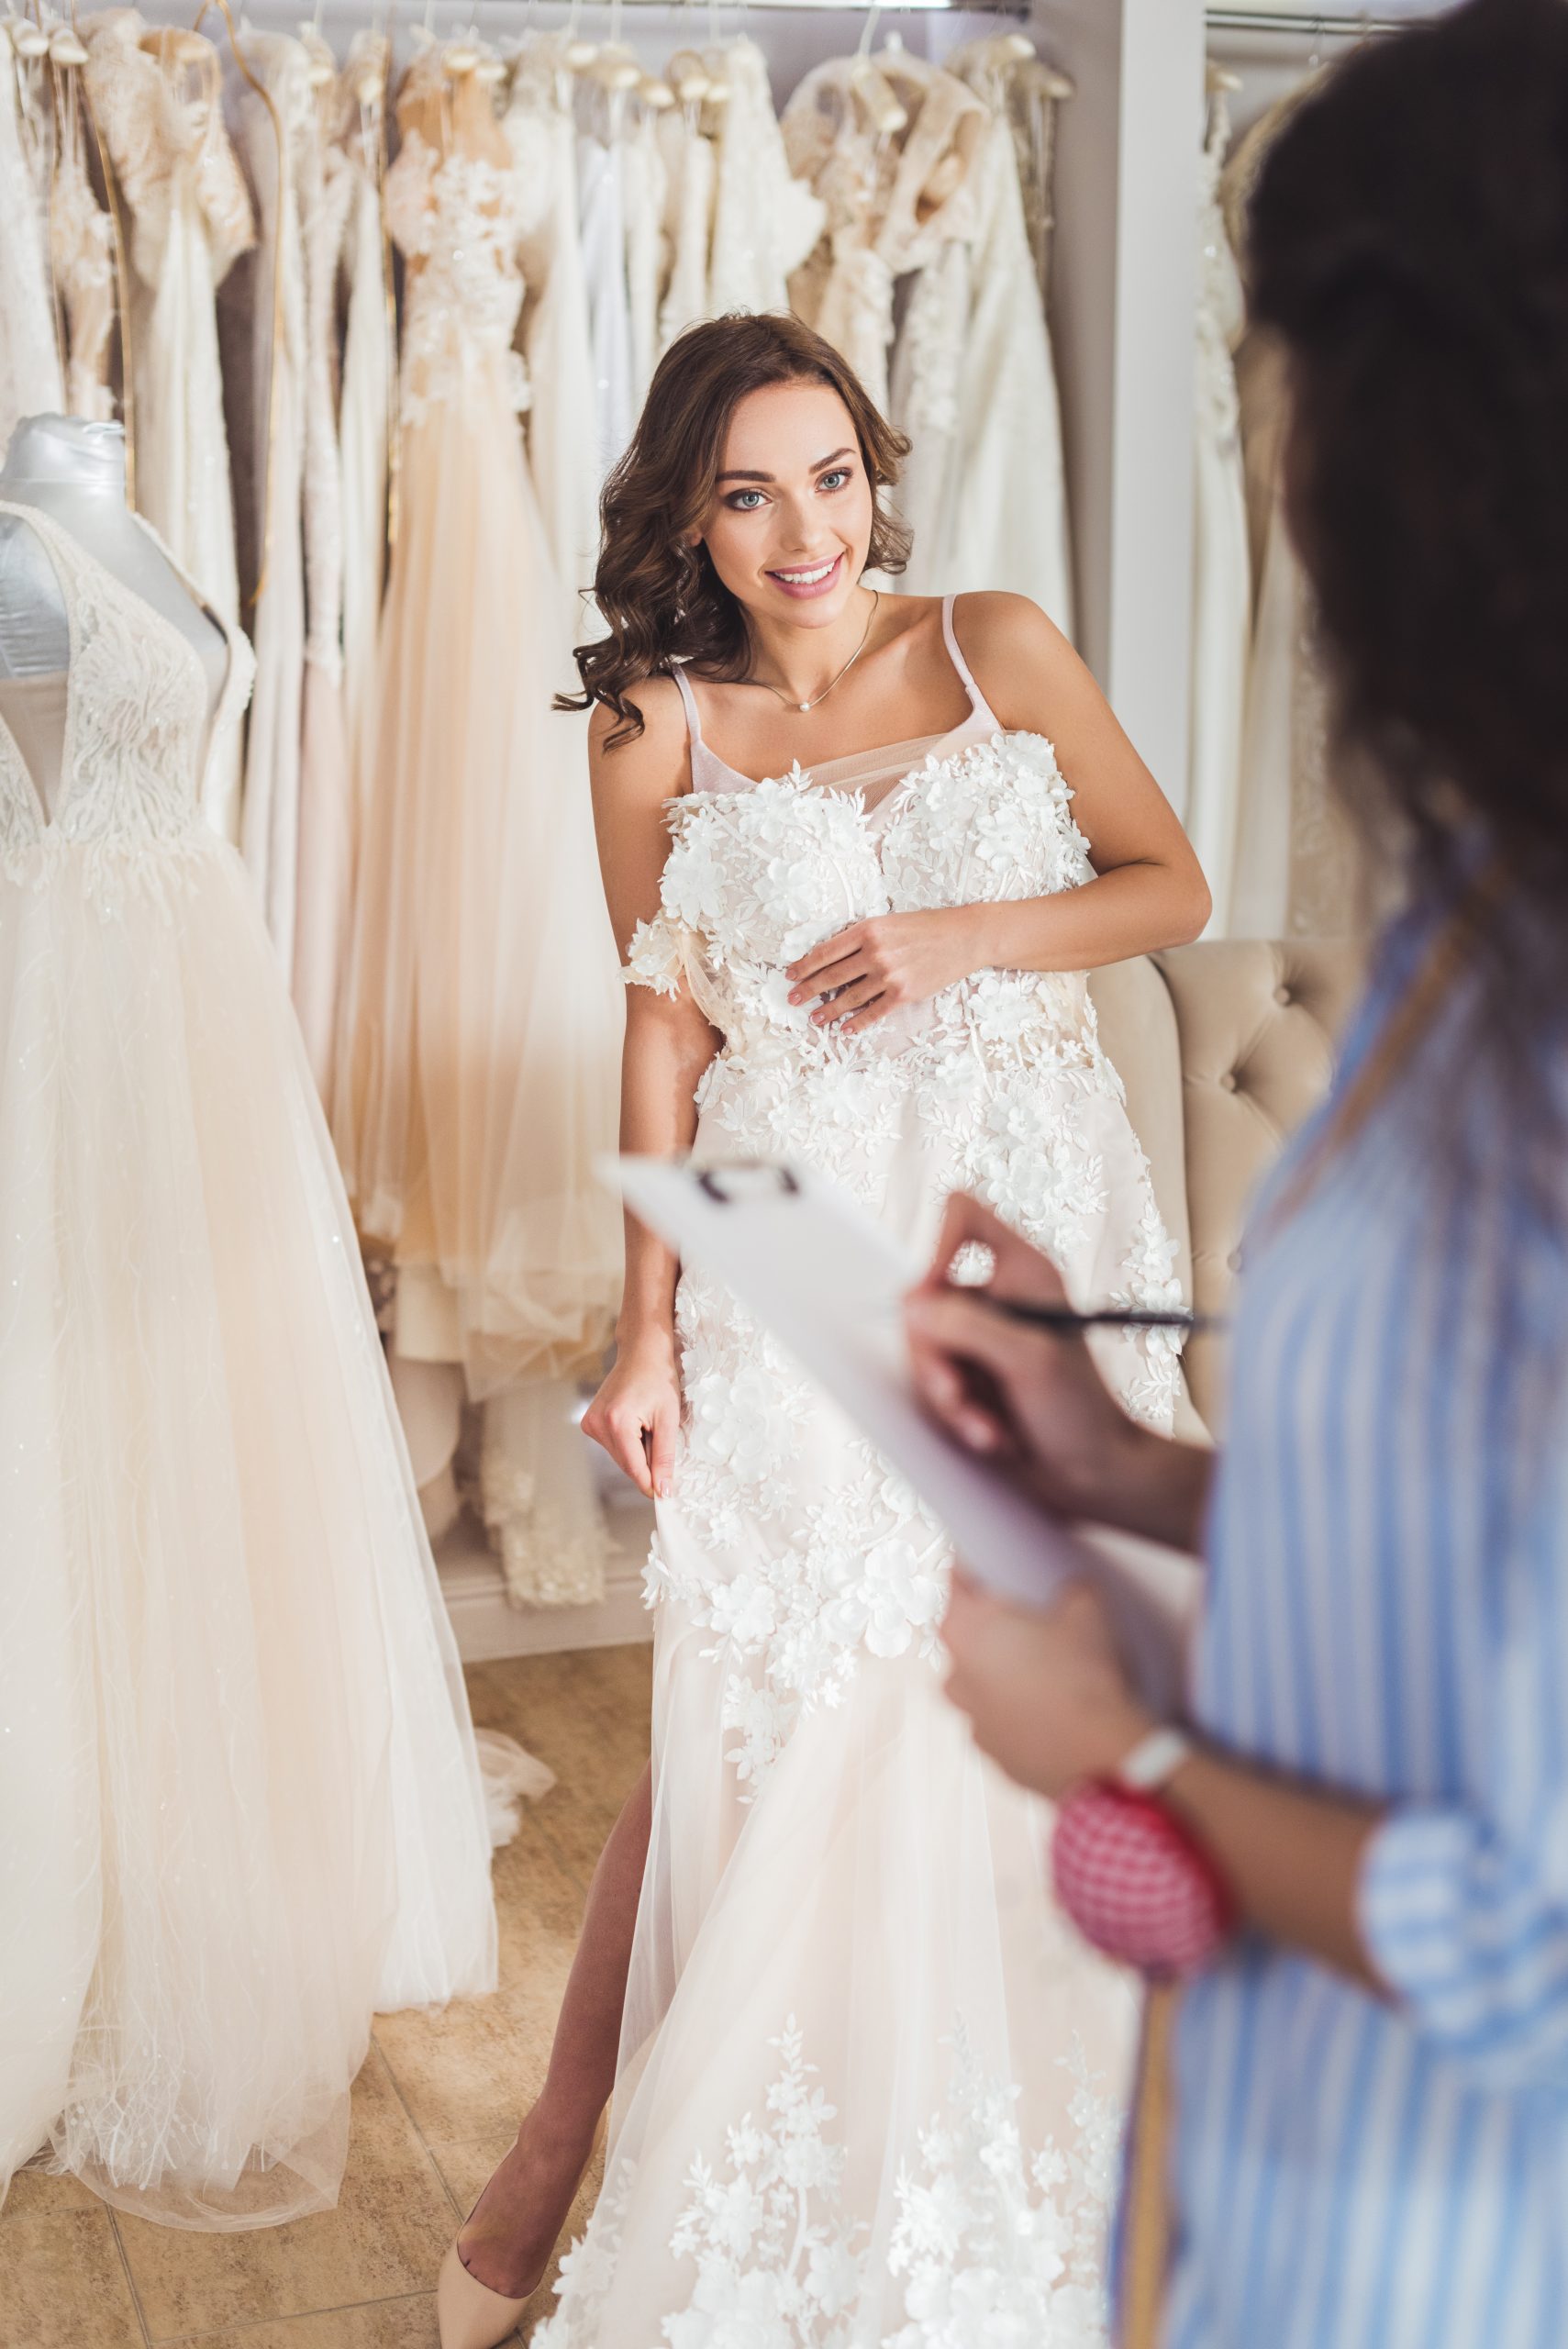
[538,600,1180,2346]
[0,499,531,2232]
[337,35,392,839]
[506,38,601,633]
[0,16,64,447]
[332,52,623,1605]
[1186,87,1250,934]
[83,11,251,843]
[233,31,311,970]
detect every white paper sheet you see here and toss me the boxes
[603,1153,1197,1711]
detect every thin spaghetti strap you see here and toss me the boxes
[940,594,978,693]
[671,662,703,745]
[941,592,1001,731]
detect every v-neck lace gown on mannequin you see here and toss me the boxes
[538,602,1181,2346]
[0,500,519,2231]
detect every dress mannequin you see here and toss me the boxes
[0,417,230,820]
[0,415,228,686]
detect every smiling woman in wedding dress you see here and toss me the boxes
[438,313,1210,2349]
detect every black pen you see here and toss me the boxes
[987,1299,1223,1337]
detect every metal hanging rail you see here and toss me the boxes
[229,0,1029,17]
[1206,8,1422,32]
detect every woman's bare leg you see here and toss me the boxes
[458,1759,652,2298]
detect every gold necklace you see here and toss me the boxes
[742,590,880,715]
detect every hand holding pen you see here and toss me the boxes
[905,1193,1218,1558]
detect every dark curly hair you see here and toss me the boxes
[558,313,911,747]
[1248,0,1568,1163]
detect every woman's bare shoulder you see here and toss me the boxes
[588,675,693,803]
[951,591,1078,732]
[951,590,1068,664]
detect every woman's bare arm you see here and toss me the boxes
[959,589,1213,965]
[787,595,1211,1030]
[582,687,721,1496]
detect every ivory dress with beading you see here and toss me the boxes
[0,498,513,2232]
[539,602,1180,2347]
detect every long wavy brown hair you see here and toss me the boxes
[1247,0,1568,1196]
[558,314,912,747]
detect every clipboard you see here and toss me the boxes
[602,1153,1197,1713]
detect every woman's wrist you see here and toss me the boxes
[1075,1693,1161,1786]
[613,1312,676,1357]
[944,900,991,977]
[1095,1422,1214,1553]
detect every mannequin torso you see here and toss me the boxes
[0,415,229,715]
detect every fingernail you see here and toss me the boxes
[959,1411,998,1451]
[921,1361,960,1407]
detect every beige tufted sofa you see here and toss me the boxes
[1088,941,1365,1441]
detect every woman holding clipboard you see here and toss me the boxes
[917,6,1568,2343]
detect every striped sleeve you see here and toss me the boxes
[1359,1442,1568,2091]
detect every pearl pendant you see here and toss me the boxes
[798,700,810,713]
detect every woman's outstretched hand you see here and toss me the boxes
[786,907,979,1034]
[582,1327,682,1500]
[905,1194,1213,1553]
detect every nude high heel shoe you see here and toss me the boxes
[436,2240,528,2349]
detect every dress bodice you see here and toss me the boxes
[83,14,254,291]
[0,501,252,889]
[387,121,530,423]
[635,596,1096,1079]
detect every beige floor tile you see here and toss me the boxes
[0,2208,147,2349]
[1,2163,107,2218]
[473,1648,651,1897]
[113,2048,455,2342]
[425,2138,606,2345]
[468,1649,651,1797]
[168,2298,438,2349]
[373,1977,564,2151]
[375,1823,585,2145]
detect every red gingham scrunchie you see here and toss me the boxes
[1051,1781,1238,1976]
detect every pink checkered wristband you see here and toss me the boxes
[1051,1742,1238,1976]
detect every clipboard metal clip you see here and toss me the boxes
[695,1159,801,1205]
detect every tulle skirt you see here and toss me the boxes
[0,835,506,2230]
[331,362,623,1397]
[537,1603,1139,2346]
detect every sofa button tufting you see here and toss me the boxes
[1228,1250,1243,1275]
[1275,985,1293,1007]
[1219,1070,1238,1092]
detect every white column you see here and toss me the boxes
[1039,0,1206,814]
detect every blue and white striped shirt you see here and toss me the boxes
[1163,911,1568,2347]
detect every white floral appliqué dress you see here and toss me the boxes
[539,600,1180,2348]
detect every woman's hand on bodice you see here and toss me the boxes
[906,1194,1214,1553]
[786,906,981,1033]
[582,1325,683,1501]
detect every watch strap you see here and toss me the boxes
[1115,1725,1195,1795]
